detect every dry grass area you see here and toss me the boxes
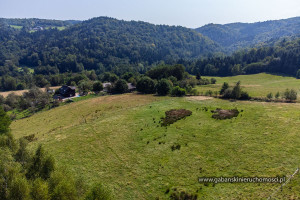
[0,86,61,97]
[186,96,213,101]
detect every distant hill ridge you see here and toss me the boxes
[196,16,300,52]
[0,16,221,73]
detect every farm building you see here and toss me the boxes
[127,83,136,92]
[58,85,76,97]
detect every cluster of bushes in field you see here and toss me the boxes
[218,81,251,100]
[212,81,298,102]
[136,65,216,97]
[265,89,298,102]
[0,87,52,116]
[0,107,112,200]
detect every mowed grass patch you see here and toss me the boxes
[11,94,300,199]
[197,73,300,98]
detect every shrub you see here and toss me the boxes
[92,81,103,93]
[275,92,280,99]
[197,78,210,85]
[128,77,137,86]
[16,83,25,90]
[210,78,217,84]
[0,106,11,135]
[240,91,251,100]
[136,77,155,94]
[205,90,213,96]
[8,176,31,200]
[171,86,186,97]
[266,93,273,99]
[85,183,112,200]
[168,76,178,86]
[15,138,30,166]
[31,178,50,200]
[283,89,297,101]
[113,79,128,94]
[78,80,93,95]
[231,81,241,99]
[26,145,55,180]
[222,88,233,99]
[189,89,199,96]
[23,87,51,110]
[220,82,229,95]
[155,79,172,96]
[5,93,19,108]
[49,171,78,200]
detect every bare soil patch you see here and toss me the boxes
[211,108,239,120]
[186,96,213,101]
[161,109,192,126]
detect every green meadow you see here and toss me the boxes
[11,92,300,199]
[10,25,23,29]
[197,73,300,98]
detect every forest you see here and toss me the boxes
[196,16,300,52]
[0,17,300,92]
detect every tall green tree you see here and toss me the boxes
[136,77,155,94]
[155,79,172,96]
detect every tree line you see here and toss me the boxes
[184,37,300,77]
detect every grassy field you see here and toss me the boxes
[10,25,23,29]
[10,93,300,199]
[198,73,300,98]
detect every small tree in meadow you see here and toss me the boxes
[267,93,273,100]
[231,81,241,99]
[210,78,217,84]
[275,92,280,99]
[283,89,297,101]
[220,82,229,95]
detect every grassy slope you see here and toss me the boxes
[11,93,300,199]
[197,73,300,98]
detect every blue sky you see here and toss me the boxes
[1,0,300,28]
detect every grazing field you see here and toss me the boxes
[11,93,300,199]
[197,73,300,98]
[0,86,60,97]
